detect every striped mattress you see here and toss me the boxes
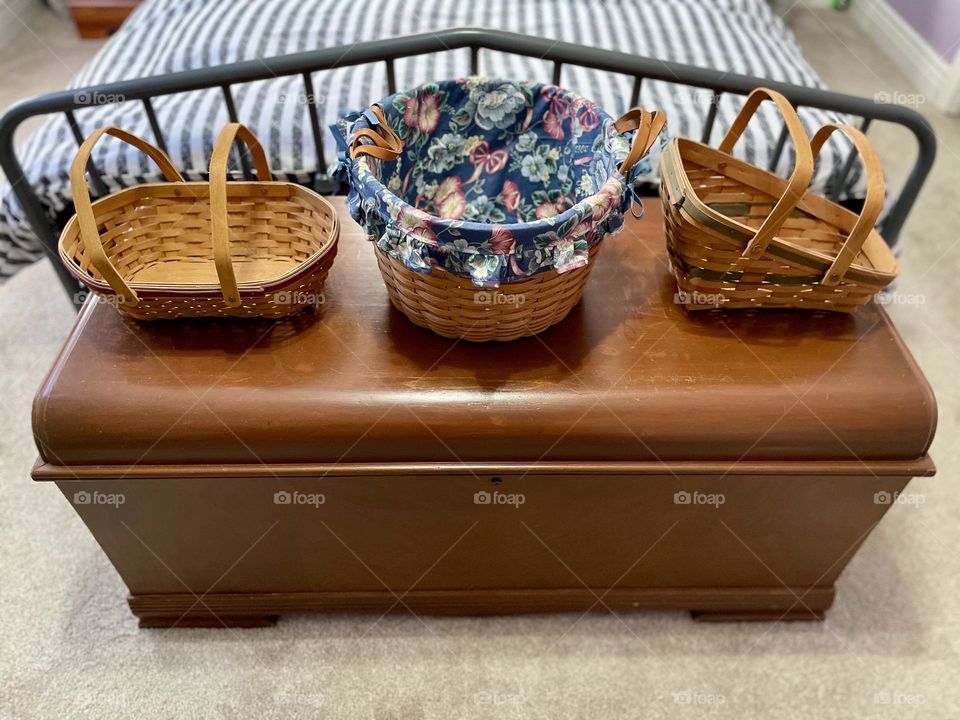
[0,0,861,281]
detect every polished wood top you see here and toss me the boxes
[33,199,936,468]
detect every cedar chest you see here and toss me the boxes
[32,200,937,627]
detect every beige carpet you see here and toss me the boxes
[1,4,958,719]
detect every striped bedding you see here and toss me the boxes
[0,0,862,281]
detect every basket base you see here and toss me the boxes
[129,257,301,285]
[387,296,586,342]
[672,276,874,314]
[375,245,600,342]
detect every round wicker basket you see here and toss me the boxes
[342,79,664,341]
[374,244,599,341]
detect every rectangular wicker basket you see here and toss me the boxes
[59,124,338,320]
[660,87,896,312]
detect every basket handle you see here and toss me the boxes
[349,105,403,161]
[69,126,185,304]
[615,108,667,175]
[811,123,885,286]
[718,88,815,260]
[208,122,272,307]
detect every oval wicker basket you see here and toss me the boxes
[341,79,665,341]
[59,124,338,320]
[659,87,895,312]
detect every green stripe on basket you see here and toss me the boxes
[666,246,826,285]
[705,202,817,222]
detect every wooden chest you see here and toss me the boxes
[32,200,936,627]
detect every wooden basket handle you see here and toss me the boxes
[209,122,272,307]
[811,124,885,286]
[614,108,667,175]
[69,126,185,304]
[719,88,815,260]
[349,105,403,161]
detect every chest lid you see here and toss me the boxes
[33,200,936,473]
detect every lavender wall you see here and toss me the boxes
[887,0,960,61]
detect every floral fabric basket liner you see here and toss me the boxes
[335,77,666,287]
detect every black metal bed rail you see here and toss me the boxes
[0,27,937,302]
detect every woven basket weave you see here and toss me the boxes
[374,244,600,342]
[660,87,896,312]
[346,88,665,341]
[59,124,338,320]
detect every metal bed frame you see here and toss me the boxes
[0,28,937,304]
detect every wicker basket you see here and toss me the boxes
[341,79,665,341]
[660,87,895,312]
[375,244,600,342]
[59,124,338,320]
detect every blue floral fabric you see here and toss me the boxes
[336,77,655,287]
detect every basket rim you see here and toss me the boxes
[57,180,340,298]
[373,237,600,286]
[663,137,897,287]
[354,155,629,243]
[355,157,629,243]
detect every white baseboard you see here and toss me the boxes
[939,58,960,115]
[849,0,960,114]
